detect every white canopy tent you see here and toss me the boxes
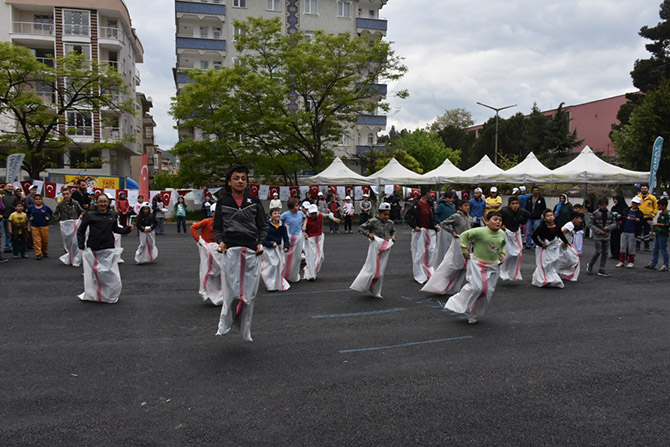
[420,158,465,184]
[366,158,426,185]
[452,155,506,184]
[302,157,370,185]
[549,146,649,184]
[500,152,554,184]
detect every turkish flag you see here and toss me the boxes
[345,186,353,198]
[116,189,128,200]
[249,184,260,196]
[139,153,150,203]
[20,180,33,195]
[93,188,104,198]
[461,190,470,201]
[69,186,78,194]
[289,186,299,198]
[362,185,370,195]
[161,191,172,207]
[309,185,319,197]
[328,185,337,195]
[430,191,437,200]
[44,182,57,199]
[268,185,279,197]
[177,190,192,197]
[411,188,420,199]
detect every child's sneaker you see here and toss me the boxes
[615,262,624,267]
[22,254,29,258]
[468,316,478,324]
[626,262,634,268]
[659,265,668,272]
[645,264,656,269]
[13,255,19,259]
[597,270,611,277]
[586,262,593,274]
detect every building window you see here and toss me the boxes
[64,43,91,60]
[304,96,317,112]
[66,111,93,136]
[69,148,101,168]
[337,1,351,18]
[144,126,154,139]
[213,27,221,39]
[34,15,53,33]
[369,9,376,18]
[340,131,350,146]
[267,0,280,11]
[233,0,246,7]
[36,81,55,103]
[304,0,318,14]
[200,60,209,69]
[63,9,90,36]
[106,19,118,39]
[304,31,314,42]
[233,26,245,41]
[200,26,208,38]
[367,133,374,145]
[213,60,222,70]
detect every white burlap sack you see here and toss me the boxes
[303,234,325,280]
[499,229,524,281]
[78,248,123,304]
[531,238,564,288]
[350,236,394,298]
[411,228,436,284]
[134,231,158,264]
[197,237,224,305]
[431,229,452,269]
[421,237,468,295]
[283,234,304,283]
[445,258,499,320]
[216,247,261,342]
[59,219,82,267]
[114,233,124,264]
[261,245,291,292]
[558,243,580,282]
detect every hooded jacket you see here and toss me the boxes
[213,192,268,250]
[553,194,574,228]
[77,209,131,251]
[359,215,395,241]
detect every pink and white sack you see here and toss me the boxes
[445,257,499,320]
[350,236,394,298]
[197,237,224,305]
[531,238,564,288]
[558,243,580,282]
[114,233,124,264]
[78,248,123,304]
[421,237,468,295]
[303,234,325,280]
[431,230,453,269]
[411,228,436,284]
[59,219,82,267]
[499,229,524,281]
[134,231,158,264]
[283,235,304,283]
[261,245,291,292]
[216,247,262,342]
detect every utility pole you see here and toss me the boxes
[476,102,516,165]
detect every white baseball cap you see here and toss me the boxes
[273,192,278,196]
[379,202,391,211]
[308,204,318,213]
[631,196,642,204]
[210,203,216,213]
[302,201,311,208]
[474,187,483,193]
[140,201,151,208]
[345,195,351,200]
[512,187,519,194]
[519,186,527,192]
[490,187,497,193]
[317,191,323,196]
[363,193,369,197]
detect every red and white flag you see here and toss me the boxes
[44,182,58,199]
[160,191,172,207]
[139,153,150,203]
[249,184,260,196]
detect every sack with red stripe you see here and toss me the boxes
[261,245,291,292]
[558,243,580,282]
[216,246,262,342]
[445,258,499,320]
[58,219,82,267]
[78,248,123,304]
[303,233,325,280]
[134,230,158,264]
[114,233,124,264]
[197,237,224,305]
[350,236,394,298]
[531,238,564,288]
[499,229,524,281]
[421,237,467,295]
[411,228,436,284]
[432,229,452,269]
[283,234,304,283]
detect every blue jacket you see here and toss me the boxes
[469,197,486,219]
[264,220,290,248]
[434,198,456,223]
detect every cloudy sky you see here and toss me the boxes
[124,0,663,149]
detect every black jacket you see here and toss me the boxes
[213,193,268,250]
[501,206,531,232]
[71,189,91,210]
[136,212,158,230]
[532,221,568,247]
[525,195,547,220]
[404,198,436,230]
[77,209,131,251]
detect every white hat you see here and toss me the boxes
[210,203,216,213]
[631,196,642,204]
[363,193,369,197]
[378,202,391,211]
[474,187,483,193]
[519,186,527,192]
[273,192,278,196]
[512,187,519,194]
[490,187,497,193]
[302,201,311,208]
[308,204,318,214]
[317,191,323,196]
[345,195,351,200]
[140,201,151,208]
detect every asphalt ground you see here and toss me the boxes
[1,223,669,446]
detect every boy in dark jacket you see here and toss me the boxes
[616,196,644,268]
[524,186,546,248]
[587,197,615,276]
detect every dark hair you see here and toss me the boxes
[15,201,24,207]
[541,209,553,219]
[659,198,668,207]
[443,191,456,199]
[420,186,431,197]
[508,197,520,205]
[570,211,584,220]
[225,165,249,193]
[597,197,608,206]
[531,185,540,191]
[269,207,281,215]
[287,197,299,210]
[456,199,469,209]
[34,194,42,199]
[97,193,109,201]
[573,203,583,209]
[486,210,502,220]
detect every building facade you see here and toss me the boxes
[0,0,146,183]
[173,0,390,172]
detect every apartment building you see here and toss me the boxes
[174,0,390,173]
[0,0,145,181]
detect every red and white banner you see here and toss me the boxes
[160,190,172,207]
[44,182,58,199]
[249,184,260,197]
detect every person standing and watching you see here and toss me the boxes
[269,192,282,211]
[635,185,658,251]
[485,187,502,214]
[524,186,546,249]
[646,197,669,271]
[27,194,53,260]
[2,182,18,252]
[71,179,91,212]
[553,194,574,228]
[116,191,131,227]
[587,197,614,276]
[469,187,486,227]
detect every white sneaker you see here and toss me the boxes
[626,262,634,268]
[468,316,478,324]
[615,262,624,268]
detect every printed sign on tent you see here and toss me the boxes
[336,186,346,198]
[328,185,337,195]
[116,189,128,200]
[249,184,260,197]
[430,191,437,200]
[345,186,353,198]
[269,185,280,198]
[193,189,204,205]
[127,190,139,206]
[20,180,33,195]
[44,182,57,199]
[177,190,192,197]
[279,186,290,201]
[384,185,394,195]
[362,185,371,195]
[299,185,310,199]
[461,190,470,200]
[93,188,104,198]
[104,188,116,201]
[258,185,269,200]
[354,186,363,200]
[370,185,379,195]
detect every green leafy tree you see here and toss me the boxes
[170,17,407,185]
[375,149,423,174]
[631,0,670,92]
[388,129,460,172]
[0,42,133,178]
[427,107,474,133]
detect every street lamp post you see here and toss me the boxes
[476,102,516,165]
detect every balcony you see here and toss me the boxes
[356,83,387,96]
[135,68,141,86]
[176,37,226,52]
[356,18,387,33]
[99,26,125,49]
[102,127,121,141]
[176,71,195,85]
[356,145,386,155]
[175,1,226,16]
[357,115,387,126]
[99,59,118,69]
[11,21,54,45]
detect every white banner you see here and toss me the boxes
[336,186,346,198]
[354,186,363,200]
[5,153,25,183]
[193,189,204,205]
[384,184,394,195]
[258,184,269,200]
[279,186,290,201]
[127,190,139,206]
